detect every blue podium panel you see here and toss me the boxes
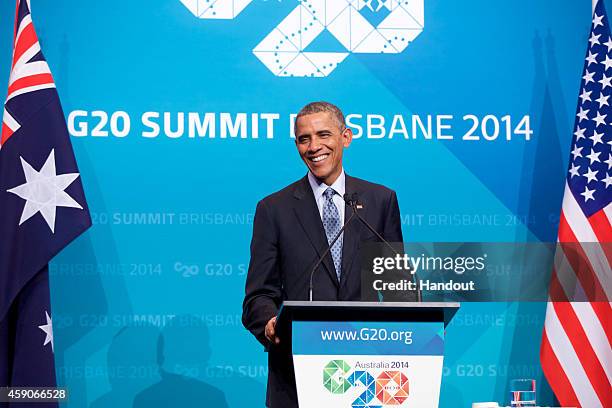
[293,320,445,408]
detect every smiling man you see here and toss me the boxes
[242,101,407,408]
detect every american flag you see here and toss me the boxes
[0,0,91,396]
[539,1,612,407]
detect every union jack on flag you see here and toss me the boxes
[0,0,91,392]
[540,1,612,407]
[1,1,54,143]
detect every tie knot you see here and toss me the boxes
[324,187,335,200]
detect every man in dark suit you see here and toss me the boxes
[242,102,409,407]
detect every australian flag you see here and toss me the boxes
[0,0,91,404]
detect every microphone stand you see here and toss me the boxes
[344,194,422,302]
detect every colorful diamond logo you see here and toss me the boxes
[323,360,352,394]
[375,371,409,405]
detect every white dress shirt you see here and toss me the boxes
[307,169,346,224]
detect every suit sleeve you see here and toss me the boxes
[242,199,282,347]
[383,190,403,242]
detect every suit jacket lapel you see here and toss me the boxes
[339,174,362,290]
[293,176,339,287]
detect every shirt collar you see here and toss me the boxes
[308,168,346,200]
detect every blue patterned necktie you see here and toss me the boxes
[322,187,342,280]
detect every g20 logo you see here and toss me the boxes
[323,360,410,407]
[179,0,424,77]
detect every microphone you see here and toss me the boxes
[342,193,422,302]
[308,200,357,301]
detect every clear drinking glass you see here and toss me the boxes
[509,379,536,407]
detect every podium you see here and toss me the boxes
[277,301,459,408]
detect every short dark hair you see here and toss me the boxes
[294,101,346,133]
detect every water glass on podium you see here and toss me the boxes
[509,379,536,407]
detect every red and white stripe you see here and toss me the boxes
[541,183,612,408]
[1,0,55,147]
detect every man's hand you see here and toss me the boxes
[265,316,280,345]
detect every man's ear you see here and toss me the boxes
[342,127,353,147]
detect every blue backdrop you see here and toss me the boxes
[0,1,596,406]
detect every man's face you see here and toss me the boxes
[295,112,352,185]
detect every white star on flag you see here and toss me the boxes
[603,54,612,70]
[603,173,612,187]
[577,107,590,122]
[575,127,586,139]
[592,111,606,127]
[605,37,612,52]
[579,89,592,103]
[590,130,604,145]
[583,70,595,84]
[586,51,599,66]
[568,163,581,178]
[594,13,604,28]
[584,167,599,184]
[599,73,612,89]
[589,32,601,47]
[580,185,596,201]
[596,93,609,108]
[586,149,601,164]
[7,149,83,233]
[38,311,54,352]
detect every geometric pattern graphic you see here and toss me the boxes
[323,359,353,394]
[254,0,425,77]
[347,371,377,407]
[375,371,409,405]
[179,0,253,19]
[324,361,410,407]
[179,0,424,77]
